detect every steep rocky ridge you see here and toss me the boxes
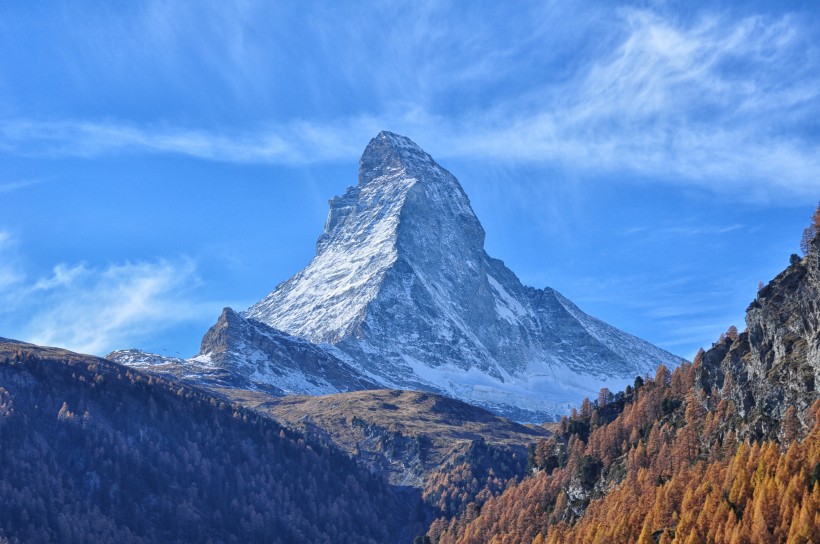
[196,308,378,394]
[696,235,820,440]
[109,307,377,397]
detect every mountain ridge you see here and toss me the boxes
[243,131,682,419]
[115,131,682,420]
[0,337,413,543]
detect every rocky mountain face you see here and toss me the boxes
[109,308,377,397]
[696,235,820,440]
[196,307,378,394]
[243,131,680,420]
[113,131,681,421]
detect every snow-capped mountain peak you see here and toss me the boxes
[246,130,484,345]
[359,130,441,183]
[240,132,682,420]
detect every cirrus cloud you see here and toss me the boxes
[0,5,817,201]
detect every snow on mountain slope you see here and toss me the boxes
[111,132,681,420]
[108,308,379,398]
[196,307,379,395]
[239,131,683,420]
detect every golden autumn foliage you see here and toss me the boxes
[430,360,820,544]
[800,201,820,254]
[546,425,820,544]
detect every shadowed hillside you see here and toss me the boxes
[0,339,412,544]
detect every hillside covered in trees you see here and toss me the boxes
[0,339,413,544]
[427,224,820,544]
[428,361,819,543]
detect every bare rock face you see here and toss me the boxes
[697,236,820,439]
[242,131,681,420]
[111,132,681,421]
[197,308,379,394]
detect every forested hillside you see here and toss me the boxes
[261,389,546,521]
[429,362,819,543]
[428,228,820,544]
[0,340,411,544]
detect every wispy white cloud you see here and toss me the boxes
[0,179,44,193]
[0,230,24,291]
[624,224,744,237]
[428,9,820,198]
[0,235,221,355]
[0,117,380,164]
[21,259,214,355]
[32,263,88,291]
[0,5,818,200]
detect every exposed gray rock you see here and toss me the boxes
[243,131,681,420]
[112,131,682,421]
[697,234,820,439]
[108,308,377,397]
[197,307,379,394]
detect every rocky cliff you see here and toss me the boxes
[697,235,820,440]
[110,307,377,397]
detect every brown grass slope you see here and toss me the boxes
[229,388,549,522]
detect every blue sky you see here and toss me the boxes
[1,1,818,360]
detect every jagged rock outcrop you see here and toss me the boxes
[197,308,379,394]
[109,308,377,396]
[697,235,820,439]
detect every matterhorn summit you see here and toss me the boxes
[112,131,681,420]
[243,131,681,419]
[246,131,485,345]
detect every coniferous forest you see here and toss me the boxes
[0,343,411,543]
[425,221,820,543]
[428,362,820,543]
